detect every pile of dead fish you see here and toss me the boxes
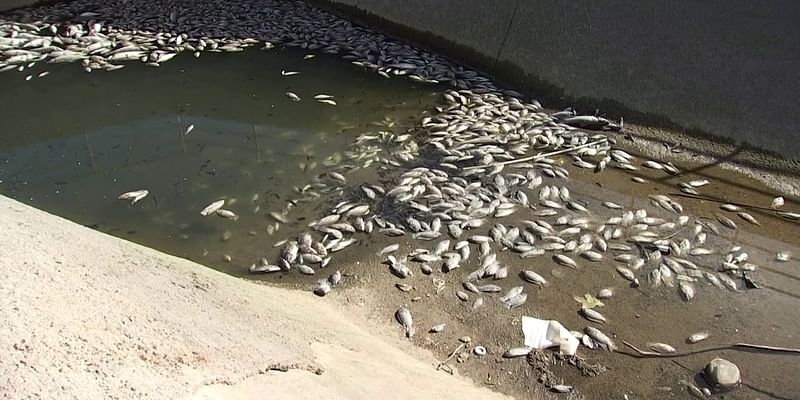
[259,86,783,309]
[2,0,505,91]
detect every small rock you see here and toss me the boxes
[704,358,741,390]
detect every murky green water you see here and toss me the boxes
[0,47,440,273]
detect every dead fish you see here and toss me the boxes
[681,380,706,399]
[494,266,509,279]
[420,264,433,274]
[597,288,614,299]
[521,270,547,285]
[215,209,239,220]
[687,331,710,344]
[269,211,289,223]
[328,270,342,287]
[603,201,623,210]
[643,160,664,169]
[395,306,415,338]
[478,284,502,293]
[456,290,469,301]
[689,248,714,256]
[313,279,331,296]
[776,251,791,262]
[296,264,315,275]
[249,263,281,273]
[737,211,760,226]
[616,266,636,282]
[317,99,337,106]
[778,211,800,221]
[550,385,573,394]
[718,273,738,291]
[679,281,695,301]
[472,297,484,310]
[183,124,194,135]
[584,327,617,351]
[579,308,607,324]
[720,203,740,212]
[553,254,578,269]
[502,346,532,358]
[647,342,677,353]
[323,173,346,187]
[429,323,446,333]
[716,215,737,230]
[379,244,399,255]
[285,91,301,101]
[281,70,300,76]
[388,262,412,279]
[200,199,225,216]
[687,179,710,187]
[503,293,527,310]
[500,286,524,303]
[771,196,785,209]
[117,189,149,204]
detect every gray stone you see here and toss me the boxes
[704,357,741,390]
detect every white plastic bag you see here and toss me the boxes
[521,316,579,356]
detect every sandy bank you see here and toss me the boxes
[0,195,511,400]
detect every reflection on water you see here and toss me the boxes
[0,47,440,273]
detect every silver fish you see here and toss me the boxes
[328,270,342,287]
[502,346,532,358]
[716,215,737,230]
[395,306,415,338]
[503,293,527,310]
[379,244,400,255]
[646,342,676,353]
[285,91,301,101]
[687,331,710,344]
[269,211,289,223]
[579,308,607,324]
[118,189,149,204]
[737,211,760,226]
[521,270,547,285]
[553,254,578,269]
[584,327,617,351]
[597,288,614,299]
[313,279,331,297]
[679,281,695,301]
[215,209,239,220]
[296,264,315,275]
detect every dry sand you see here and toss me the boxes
[0,195,512,400]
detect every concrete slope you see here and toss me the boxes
[322,0,800,159]
[0,195,511,400]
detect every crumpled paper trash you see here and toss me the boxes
[521,316,578,356]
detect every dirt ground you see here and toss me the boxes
[0,194,514,400]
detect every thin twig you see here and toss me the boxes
[436,342,465,372]
[621,340,800,359]
[462,138,608,171]
[670,192,776,212]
